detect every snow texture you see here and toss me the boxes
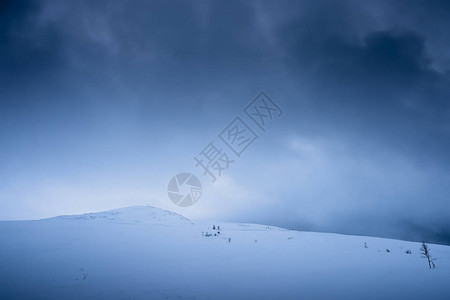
[0,206,449,299]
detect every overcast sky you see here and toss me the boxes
[1,0,449,244]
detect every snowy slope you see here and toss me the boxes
[0,206,449,299]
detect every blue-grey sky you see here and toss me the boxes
[1,0,449,244]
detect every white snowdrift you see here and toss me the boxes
[0,206,449,299]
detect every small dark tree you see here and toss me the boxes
[81,268,88,280]
[420,242,436,269]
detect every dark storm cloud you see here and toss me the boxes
[277,3,450,168]
[0,1,271,80]
[0,0,65,90]
[258,0,450,244]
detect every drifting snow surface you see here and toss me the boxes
[0,206,449,299]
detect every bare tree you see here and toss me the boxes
[420,242,436,269]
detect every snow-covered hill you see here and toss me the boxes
[0,206,449,299]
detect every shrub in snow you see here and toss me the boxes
[81,268,88,280]
[405,249,412,254]
[420,242,436,269]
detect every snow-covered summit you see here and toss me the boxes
[47,205,190,225]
